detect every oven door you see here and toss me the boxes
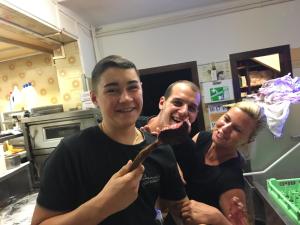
[29,119,93,149]
[33,151,52,179]
[30,148,55,186]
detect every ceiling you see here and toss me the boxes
[0,0,241,62]
[0,0,292,62]
[57,0,240,27]
[57,0,292,37]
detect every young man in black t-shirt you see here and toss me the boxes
[31,56,188,225]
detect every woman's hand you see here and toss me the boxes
[228,196,248,225]
[96,160,145,216]
[219,189,249,225]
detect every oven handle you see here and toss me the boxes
[30,128,38,149]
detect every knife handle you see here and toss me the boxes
[129,141,159,171]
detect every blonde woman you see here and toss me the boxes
[180,101,266,225]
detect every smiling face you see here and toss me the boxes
[212,107,256,149]
[158,82,200,128]
[91,67,143,130]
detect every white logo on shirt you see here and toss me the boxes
[141,174,160,187]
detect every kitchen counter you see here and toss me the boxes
[253,181,297,225]
[0,192,38,225]
[0,162,32,215]
[0,162,29,182]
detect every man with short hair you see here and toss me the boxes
[142,80,200,135]
[140,80,245,225]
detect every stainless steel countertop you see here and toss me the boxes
[0,162,29,183]
[0,191,38,224]
[253,181,297,225]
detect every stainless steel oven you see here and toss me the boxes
[22,109,101,187]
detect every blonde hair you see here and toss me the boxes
[229,101,266,141]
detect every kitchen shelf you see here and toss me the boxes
[0,162,29,182]
[249,84,263,88]
[0,132,23,143]
[240,85,261,91]
[240,86,249,92]
[237,64,268,72]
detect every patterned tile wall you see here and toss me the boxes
[0,54,60,112]
[0,41,84,112]
[54,42,83,111]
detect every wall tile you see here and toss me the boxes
[0,42,85,112]
[0,53,60,112]
[54,42,83,111]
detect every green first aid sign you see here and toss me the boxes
[210,87,229,102]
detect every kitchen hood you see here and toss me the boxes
[0,3,76,62]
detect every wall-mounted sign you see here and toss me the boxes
[202,79,234,103]
[208,103,228,129]
[210,86,230,102]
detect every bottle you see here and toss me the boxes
[9,91,14,112]
[12,86,22,110]
[22,83,29,111]
[21,84,26,106]
[27,82,38,112]
[210,63,217,81]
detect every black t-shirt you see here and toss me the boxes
[165,131,245,225]
[171,138,201,182]
[183,131,245,209]
[37,126,186,225]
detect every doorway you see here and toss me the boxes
[139,61,205,136]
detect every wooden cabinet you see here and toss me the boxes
[0,1,96,69]
[230,45,293,101]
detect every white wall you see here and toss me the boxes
[96,1,300,70]
[1,0,59,28]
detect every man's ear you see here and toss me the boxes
[247,138,255,144]
[159,96,165,110]
[90,91,98,106]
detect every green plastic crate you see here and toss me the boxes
[267,178,300,224]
